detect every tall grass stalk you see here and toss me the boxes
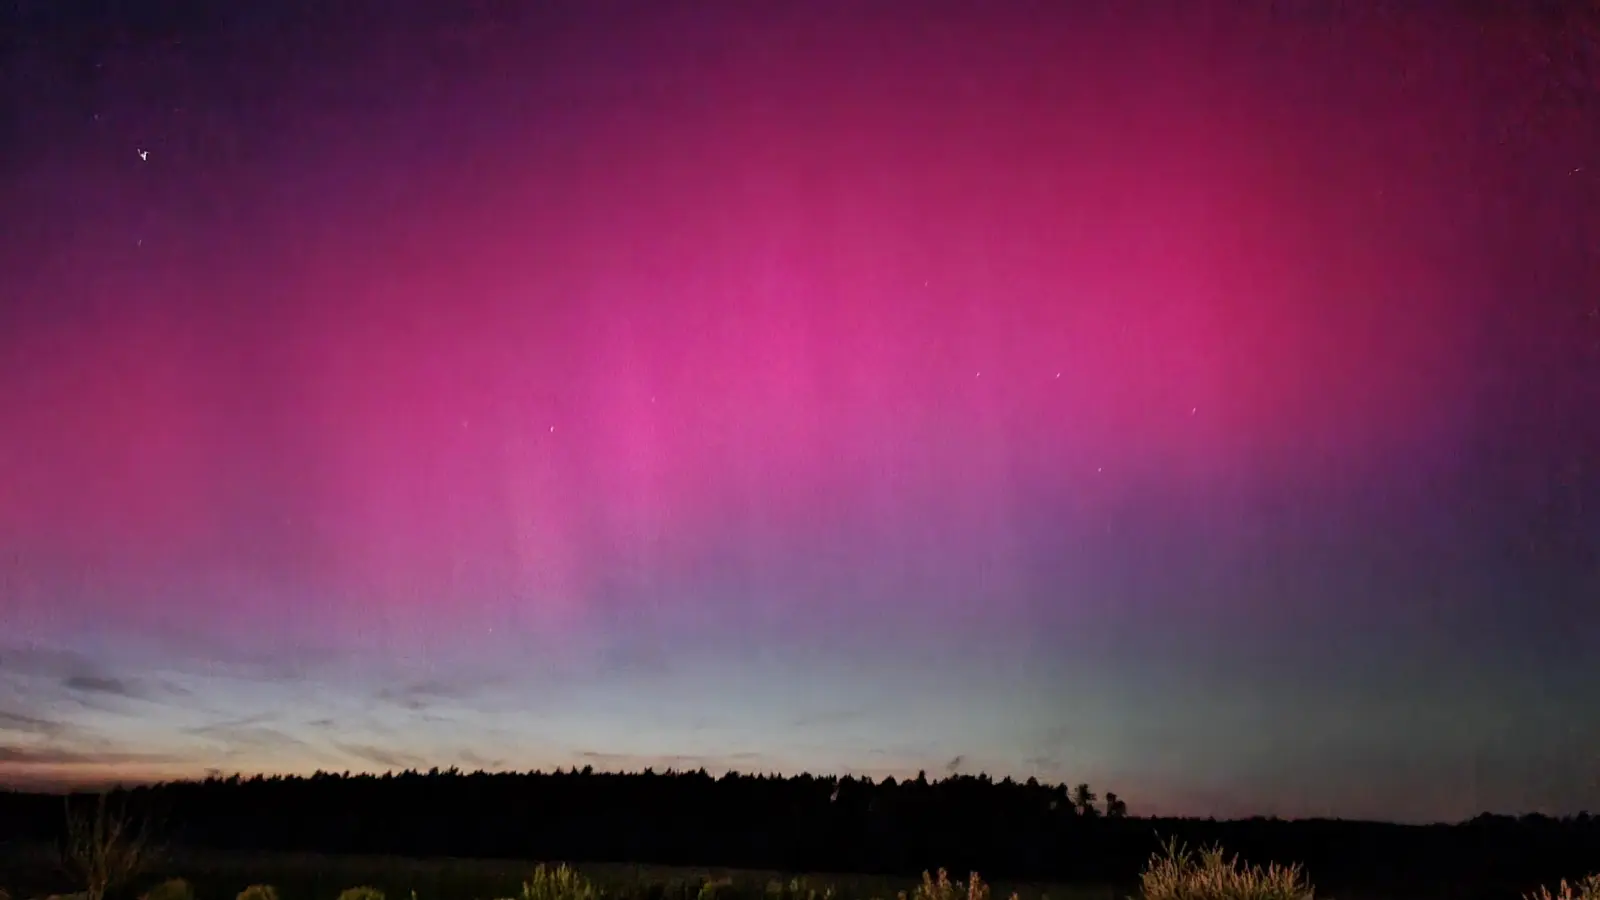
[1526,875,1600,900]
[1137,838,1314,900]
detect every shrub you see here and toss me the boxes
[697,878,735,900]
[768,880,835,900]
[1137,838,1314,900]
[1527,875,1600,900]
[238,885,280,900]
[908,871,990,900]
[62,793,161,900]
[523,865,599,900]
[142,880,195,900]
[338,888,386,900]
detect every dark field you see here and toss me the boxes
[2,844,1595,900]
[2,775,1596,900]
[0,846,1108,900]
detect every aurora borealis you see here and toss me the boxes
[1,2,1596,823]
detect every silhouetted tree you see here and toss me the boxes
[0,767,1596,893]
[1072,783,1099,818]
[60,791,160,900]
[1104,792,1128,818]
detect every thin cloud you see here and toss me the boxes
[6,647,180,710]
[376,679,474,711]
[0,742,180,766]
[126,623,350,685]
[576,750,774,773]
[333,742,425,771]
[0,643,97,677]
[0,709,67,736]
[157,679,196,698]
[63,675,141,697]
[184,715,309,751]
[457,748,505,770]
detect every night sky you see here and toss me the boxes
[1,2,1596,824]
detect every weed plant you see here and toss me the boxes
[514,866,600,900]
[766,879,836,900]
[897,869,1024,900]
[1526,875,1600,900]
[1136,838,1313,900]
[238,885,281,900]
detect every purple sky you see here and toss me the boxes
[1,2,1596,823]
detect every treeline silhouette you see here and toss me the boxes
[1,768,1598,900]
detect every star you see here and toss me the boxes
[137,149,148,161]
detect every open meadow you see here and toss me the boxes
[0,845,1112,900]
[4,779,1598,900]
[6,838,1598,900]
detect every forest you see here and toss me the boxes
[1,769,1598,900]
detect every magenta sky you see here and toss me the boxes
[1,2,1596,823]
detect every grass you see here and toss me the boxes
[1525,877,1600,900]
[1136,839,1313,900]
[101,852,1108,900]
[3,839,1597,900]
